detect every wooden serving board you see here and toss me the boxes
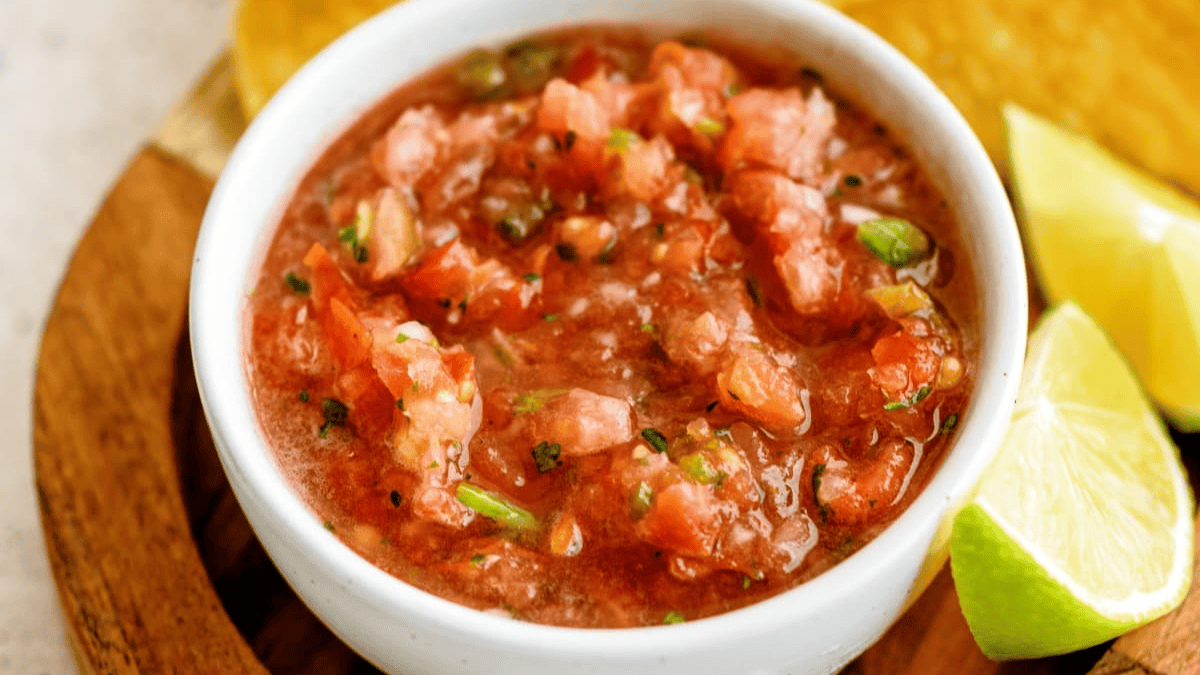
[33,53,1200,675]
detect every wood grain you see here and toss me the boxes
[31,51,1200,675]
[33,147,264,674]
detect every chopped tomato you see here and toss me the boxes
[870,328,941,402]
[525,388,634,456]
[636,481,722,558]
[716,346,807,429]
[718,87,835,181]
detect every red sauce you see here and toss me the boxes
[246,27,978,627]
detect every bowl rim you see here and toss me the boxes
[191,0,1027,659]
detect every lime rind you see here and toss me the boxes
[951,504,1132,660]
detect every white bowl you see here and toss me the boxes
[190,0,1027,673]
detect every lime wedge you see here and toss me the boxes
[1006,103,1200,430]
[950,302,1193,660]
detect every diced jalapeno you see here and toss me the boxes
[456,49,507,98]
[856,217,931,268]
[678,452,722,485]
[455,483,538,530]
[503,40,562,92]
[863,281,934,318]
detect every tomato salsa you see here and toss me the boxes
[246,27,978,628]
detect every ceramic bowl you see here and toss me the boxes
[191,0,1027,672]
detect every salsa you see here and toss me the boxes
[246,27,978,628]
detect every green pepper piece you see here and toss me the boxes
[457,49,507,98]
[455,483,538,530]
[856,217,931,268]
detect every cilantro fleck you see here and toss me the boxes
[531,440,563,473]
[284,271,311,295]
[323,520,335,532]
[884,385,932,411]
[564,129,577,151]
[395,332,410,344]
[640,323,658,334]
[705,400,719,414]
[318,398,349,438]
[745,277,764,307]
[800,66,823,82]
[543,313,558,322]
[396,398,405,411]
[663,611,686,624]
[843,173,863,188]
[427,460,440,469]
[640,428,668,454]
[723,83,741,98]
[812,462,829,523]
[299,389,310,403]
[941,413,960,435]
[390,490,402,507]
[555,241,577,262]
[654,222,665,239]
[523,272,541,282]
[742,576,751,590]
[338,225,368,263]
[470,553,486,565]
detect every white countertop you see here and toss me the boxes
[1,0,230,671]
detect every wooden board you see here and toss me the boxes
[32,52,1200,675]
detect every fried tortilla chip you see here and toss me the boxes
[834,0,1200,193]
[232,0,399,118]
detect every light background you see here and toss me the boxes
[1,0,231,671]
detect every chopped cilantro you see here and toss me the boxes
[941,413,960,435]
[883,385,932,411]
[523,272,541,282]
[323,520,335,532]
[299,389,310,403]
[663,611,686,624]
[800,66,823,82]
[640,323,658,334]
[318,398,349,438]
[338,224,368,263]
[640,428,668,454]
[284,271,311,295]
[606,127,640,152]
[564,129,577,151]
[812,462,829,523]
[654,222,665,239]
[543,313,558,322]
[705,400,719,413]
[395,332,410,344]
[723,83,741,98]
[390,490,402,507]
[843,173,863,188]
[531,440,563,473]
[396,398,405,411]
[555,242,577,262]
[745,277,764,307]
[470,553,486,565]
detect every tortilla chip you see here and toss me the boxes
[834,0,1200,193]
[232,0,399,118]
